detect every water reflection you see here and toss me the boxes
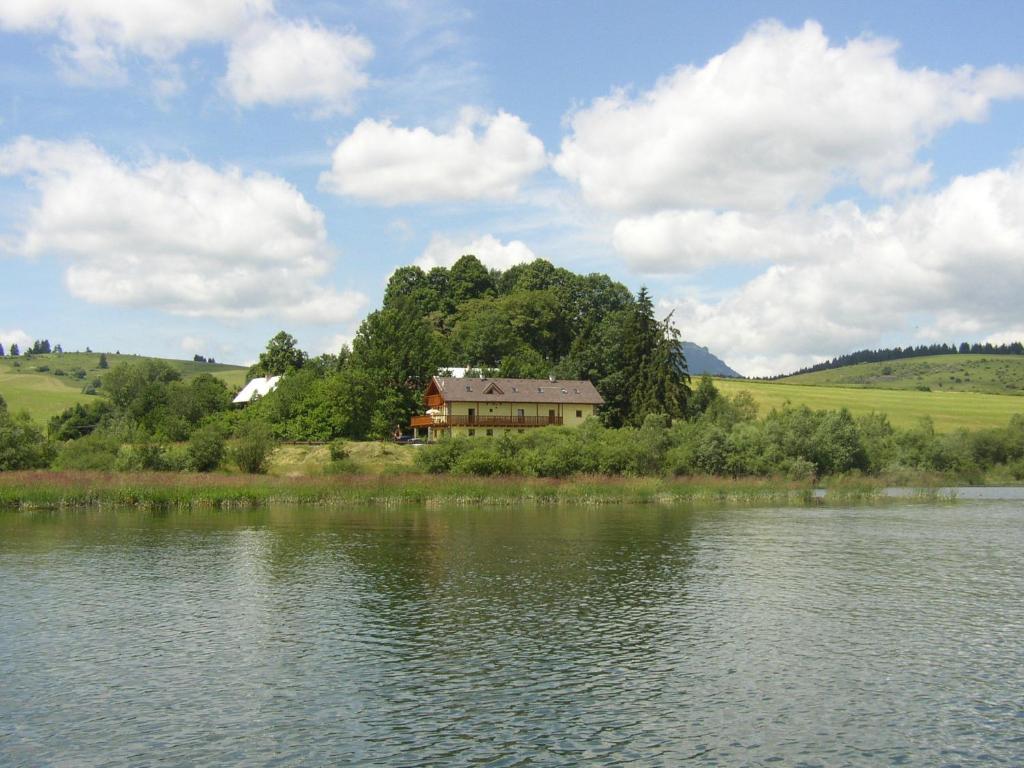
[1,503,1022,765]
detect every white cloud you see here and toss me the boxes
[662,161,1024,376]
[555,20,1024,213]
[180,336,206,355]
[321,333,355,355]
[0,329,32,352]
[0,0,270,82]
[320,108,547,204]
[223,20,373,113]
[416,234,537,270]
[0,137,367,325]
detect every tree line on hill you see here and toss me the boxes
[773,341,1024,379]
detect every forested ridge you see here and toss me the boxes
[774,341,1024,379]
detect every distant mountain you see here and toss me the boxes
[681,342,742,378]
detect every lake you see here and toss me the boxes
[2,501,1022,765]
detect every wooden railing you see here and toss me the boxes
[409,414,562,429]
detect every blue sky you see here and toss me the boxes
[2,1,1023,375]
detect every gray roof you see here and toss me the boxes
[432,376,604,405]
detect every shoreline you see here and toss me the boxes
[0,470,949,511]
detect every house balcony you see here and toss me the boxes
[410,414,563,429]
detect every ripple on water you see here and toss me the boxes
[1,503,1023,766]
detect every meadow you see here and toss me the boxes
[713,377,1024,432]
[0,352,247,424]
[781,354,1024,395]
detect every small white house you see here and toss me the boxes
[232,375,281,404]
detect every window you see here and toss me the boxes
[516,408,525,418]
[468,429,475,436]
[576,410,583,418]
[486,429,493,436]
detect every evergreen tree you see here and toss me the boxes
[10,343,19,357]
[0,343,4,357]
[98,352,109,369]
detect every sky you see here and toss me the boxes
[2,1,1023,377]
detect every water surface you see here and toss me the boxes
[2,502,1022,765]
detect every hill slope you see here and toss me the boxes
[780,354,1024,395]
[0,352,246,424]
[713,377,1024,432]
[682,342,742,378]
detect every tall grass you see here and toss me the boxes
[0,470,887,510]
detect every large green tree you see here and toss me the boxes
[250,331,307,378]
[350,297,446,436]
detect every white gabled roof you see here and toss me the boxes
[232,375,281,404]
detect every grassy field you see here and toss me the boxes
[0,369,102,424]
[267,441,420,477]
[782,354,1024,395]
[714,377,1024,432]
[0,352,247,424]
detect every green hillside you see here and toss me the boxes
[0,352,247,424]
[713,377,1024,432]
[781,354,1024,395]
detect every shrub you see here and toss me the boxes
[329,439,349,461]
[188,424,227,472]
[414,437,470,474]
[0,410,55,470]
[231,420,276,474]
[115,443,164,471]
[52,431,121,470]
[452,445,514,476]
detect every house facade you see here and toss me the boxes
[410,376,604,440]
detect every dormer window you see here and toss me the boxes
[483,382,504,395]
[465,385,472,392]
[537,387,544,393]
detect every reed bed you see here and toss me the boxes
[0,470,890,510]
